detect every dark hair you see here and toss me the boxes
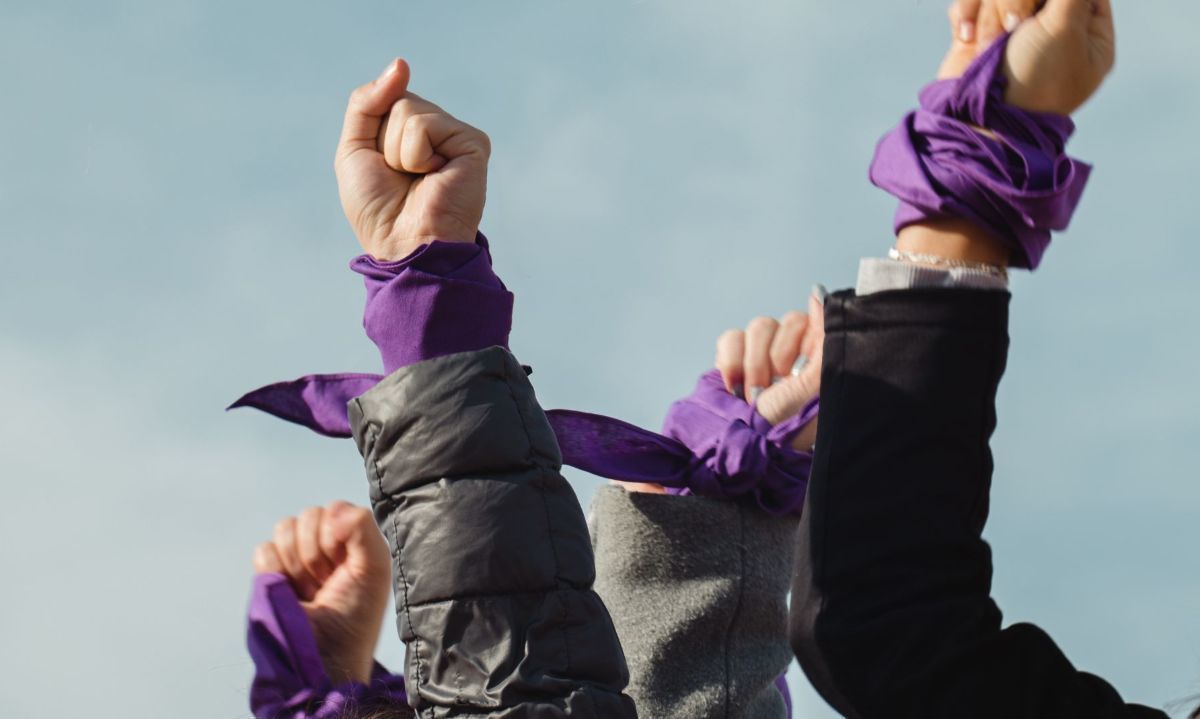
[324,697,415,719]
[340,710,413,719]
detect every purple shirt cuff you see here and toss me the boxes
[352,233,514,374]
[247,573,407,718]
[868,33,1091,270]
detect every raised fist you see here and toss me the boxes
[335,59,491,261]
[939,0,1116,115]
[253,501,391,685]
[716,291,826,451]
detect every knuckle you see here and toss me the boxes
[769,348,791,370]
[272,518,293,538]
[747,316,779,334]
[403,111,432,131]
[472,128,492,155]
[717,329,744,348]
[348,84,370,107]
[352,506,375,528]
[780,310,808,327]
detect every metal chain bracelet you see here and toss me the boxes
[888,247,1008,280]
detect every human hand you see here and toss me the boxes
[335,59,491,261]
[615,290,825,495]
[253,501,391,686]
[938,0,1116,115]
[716,290,826,451]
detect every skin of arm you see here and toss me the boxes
[331,61,639,717]
[902,0,1115,264]
[787,2,1138,716]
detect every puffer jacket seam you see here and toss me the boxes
[403,586,573,608]
[365,418,427,707]
[499,358,576,677]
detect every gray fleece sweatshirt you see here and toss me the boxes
[589,486,798,719]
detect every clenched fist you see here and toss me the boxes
[335,59,491,261]
[253,501,391,686]
[939,0,1116,115]
[716,291,826,451]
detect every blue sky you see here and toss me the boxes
[2,1,1197,716]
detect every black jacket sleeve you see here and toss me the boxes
[789,289,1165,719]
[348,346,638,718]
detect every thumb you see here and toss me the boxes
[337,58,412,158]
[1038,0,1098,28]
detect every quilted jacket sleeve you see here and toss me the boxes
[789,289,1165,719]
[348,346,638,718]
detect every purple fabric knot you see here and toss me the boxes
[232,369,815,517]
[248,573,409,719]
[869,32,1091,269]
[659,370,816,515]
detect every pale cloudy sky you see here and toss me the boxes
[2,1,1198,717]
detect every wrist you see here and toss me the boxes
[318,644,376,686]
[896,218,1010,268]
[310,611,380,686]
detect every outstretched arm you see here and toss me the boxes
[788,2,1162,717]
[333,61,637,718]
[591,296,826,719]
[247,502,408,718]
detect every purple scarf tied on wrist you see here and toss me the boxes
[248,573,408,719]
[231,237,815,518]
[869,33,1091,269]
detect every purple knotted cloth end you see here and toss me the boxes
[248,573,408,719]
[869,33,1091,269]
[231,369,815,517]
[230,233,813,513]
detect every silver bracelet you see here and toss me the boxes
[888,247,1008,279]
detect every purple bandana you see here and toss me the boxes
[869,33,1091,269]
[232,370,814,518]
[231,236,815,517]
[247,573,409,719]
[236,237,809,715]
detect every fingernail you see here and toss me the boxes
[812,284,829,305]
[1003,12,1021,31]
[379,59,398,80]
[748,386,764,404]
[959,20,975,42]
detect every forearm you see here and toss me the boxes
[790,289,1162,718]
[790,289,1011,716]
[590,486,795,719]
[349,347,636,718]
[896,217,1011,267]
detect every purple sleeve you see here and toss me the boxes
[232,238,814,515]
[352,234,514,373]
[247,573,408,718]
[869,33,1091,269]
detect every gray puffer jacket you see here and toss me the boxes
[348,346,638,718]
[348,345,798,718]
